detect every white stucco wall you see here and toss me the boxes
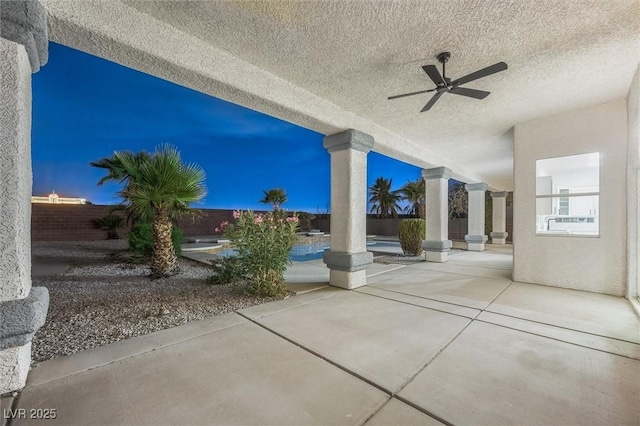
[627,65,640,300]
[513,99,628,295]
[0,39,34,394]
[1,39,32,301]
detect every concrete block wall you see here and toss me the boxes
[30,205,271,241]
[31,204,127,241]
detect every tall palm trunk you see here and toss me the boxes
[151,210,178,277]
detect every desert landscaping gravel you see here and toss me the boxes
[31,241,280,363]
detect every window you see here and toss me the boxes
[535,153,599,236]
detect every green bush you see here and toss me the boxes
[208,256,248,286]
[93,214,124,239]
[398,219,425,256]
[128,221,183,260]
[212,208,299,297]
[297,212,316,232]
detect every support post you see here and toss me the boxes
[490,191,508,244]
[422,167,452,262]
[322,130,374,289]
[465,183,488,251]
[1,0,50,394]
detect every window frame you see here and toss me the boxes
[535,153,600,238]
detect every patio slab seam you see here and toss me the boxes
[25,313,249,388]
[354,287,481,320]
[238,287,343,320]
[391,395,454,426]
[479,310,640,353]
[236,310,394,396]
[366,264,407,277]
[402,263,513,280]
[391,320,473,396]
[361,396,452,426]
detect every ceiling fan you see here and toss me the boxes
[388,52,508,112]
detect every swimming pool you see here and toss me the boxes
[216,241,385,262]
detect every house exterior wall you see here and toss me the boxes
[627,65,640,300]
[513,99,628,296]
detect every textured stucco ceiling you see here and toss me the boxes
[42,0,639,190]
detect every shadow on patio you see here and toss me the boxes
[6,246,639,425]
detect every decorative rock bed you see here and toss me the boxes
[30,241,280,363]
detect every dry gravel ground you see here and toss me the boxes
[31,240,281,363]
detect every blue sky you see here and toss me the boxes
[32,42,422,212]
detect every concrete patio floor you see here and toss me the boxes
[6,246,640,425]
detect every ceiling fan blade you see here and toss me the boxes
[451,62,508,86]
[420,92,443,112]
[422,65,446,87]
[449,87,490,99]
[387,88,436,100]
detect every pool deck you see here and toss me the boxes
[7,245,640,425]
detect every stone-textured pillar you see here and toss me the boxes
[490,191,508,244]
[1,0,50,394]
[465,183,488,251]
[322,129,374,289]
[422,167,452,262]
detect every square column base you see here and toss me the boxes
[465,235,488,251]
[467,242,486,251]
[490,232,508,245]
[0,343,30,394]
[425,251,449,263]
[329,269,367,290]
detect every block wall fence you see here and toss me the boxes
[31,204,244,241]
[32,199,512,242]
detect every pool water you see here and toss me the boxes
[217,246,329,262]
[217,241,383,262]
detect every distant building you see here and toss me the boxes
[31,191,87,205]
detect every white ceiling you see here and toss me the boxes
[43,0,639,190]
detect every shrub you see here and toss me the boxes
[212,208,299,297]
[93,214,125,239]
[208,256,247,286]
[297,212,316,232]
[398,219,425,256]
[128,221,183,260]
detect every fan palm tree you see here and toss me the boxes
[90,151,152,226]
[260,188,287,207]
[120,145,206,277]
[400,179,425,218]
[90,151,151,187]
[368,177,402,218]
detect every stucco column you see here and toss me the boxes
[490,191,508,244]
[1,0,50,394]
[421,167,452,262]
[465,183,488,251]
[322,129,374,289]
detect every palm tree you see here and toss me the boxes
[90,151,152,226]
[260,188,287,207]
[368,177,402,218]
[90,151,151,187]
[122,145,206,277]
[400,179,425,218]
